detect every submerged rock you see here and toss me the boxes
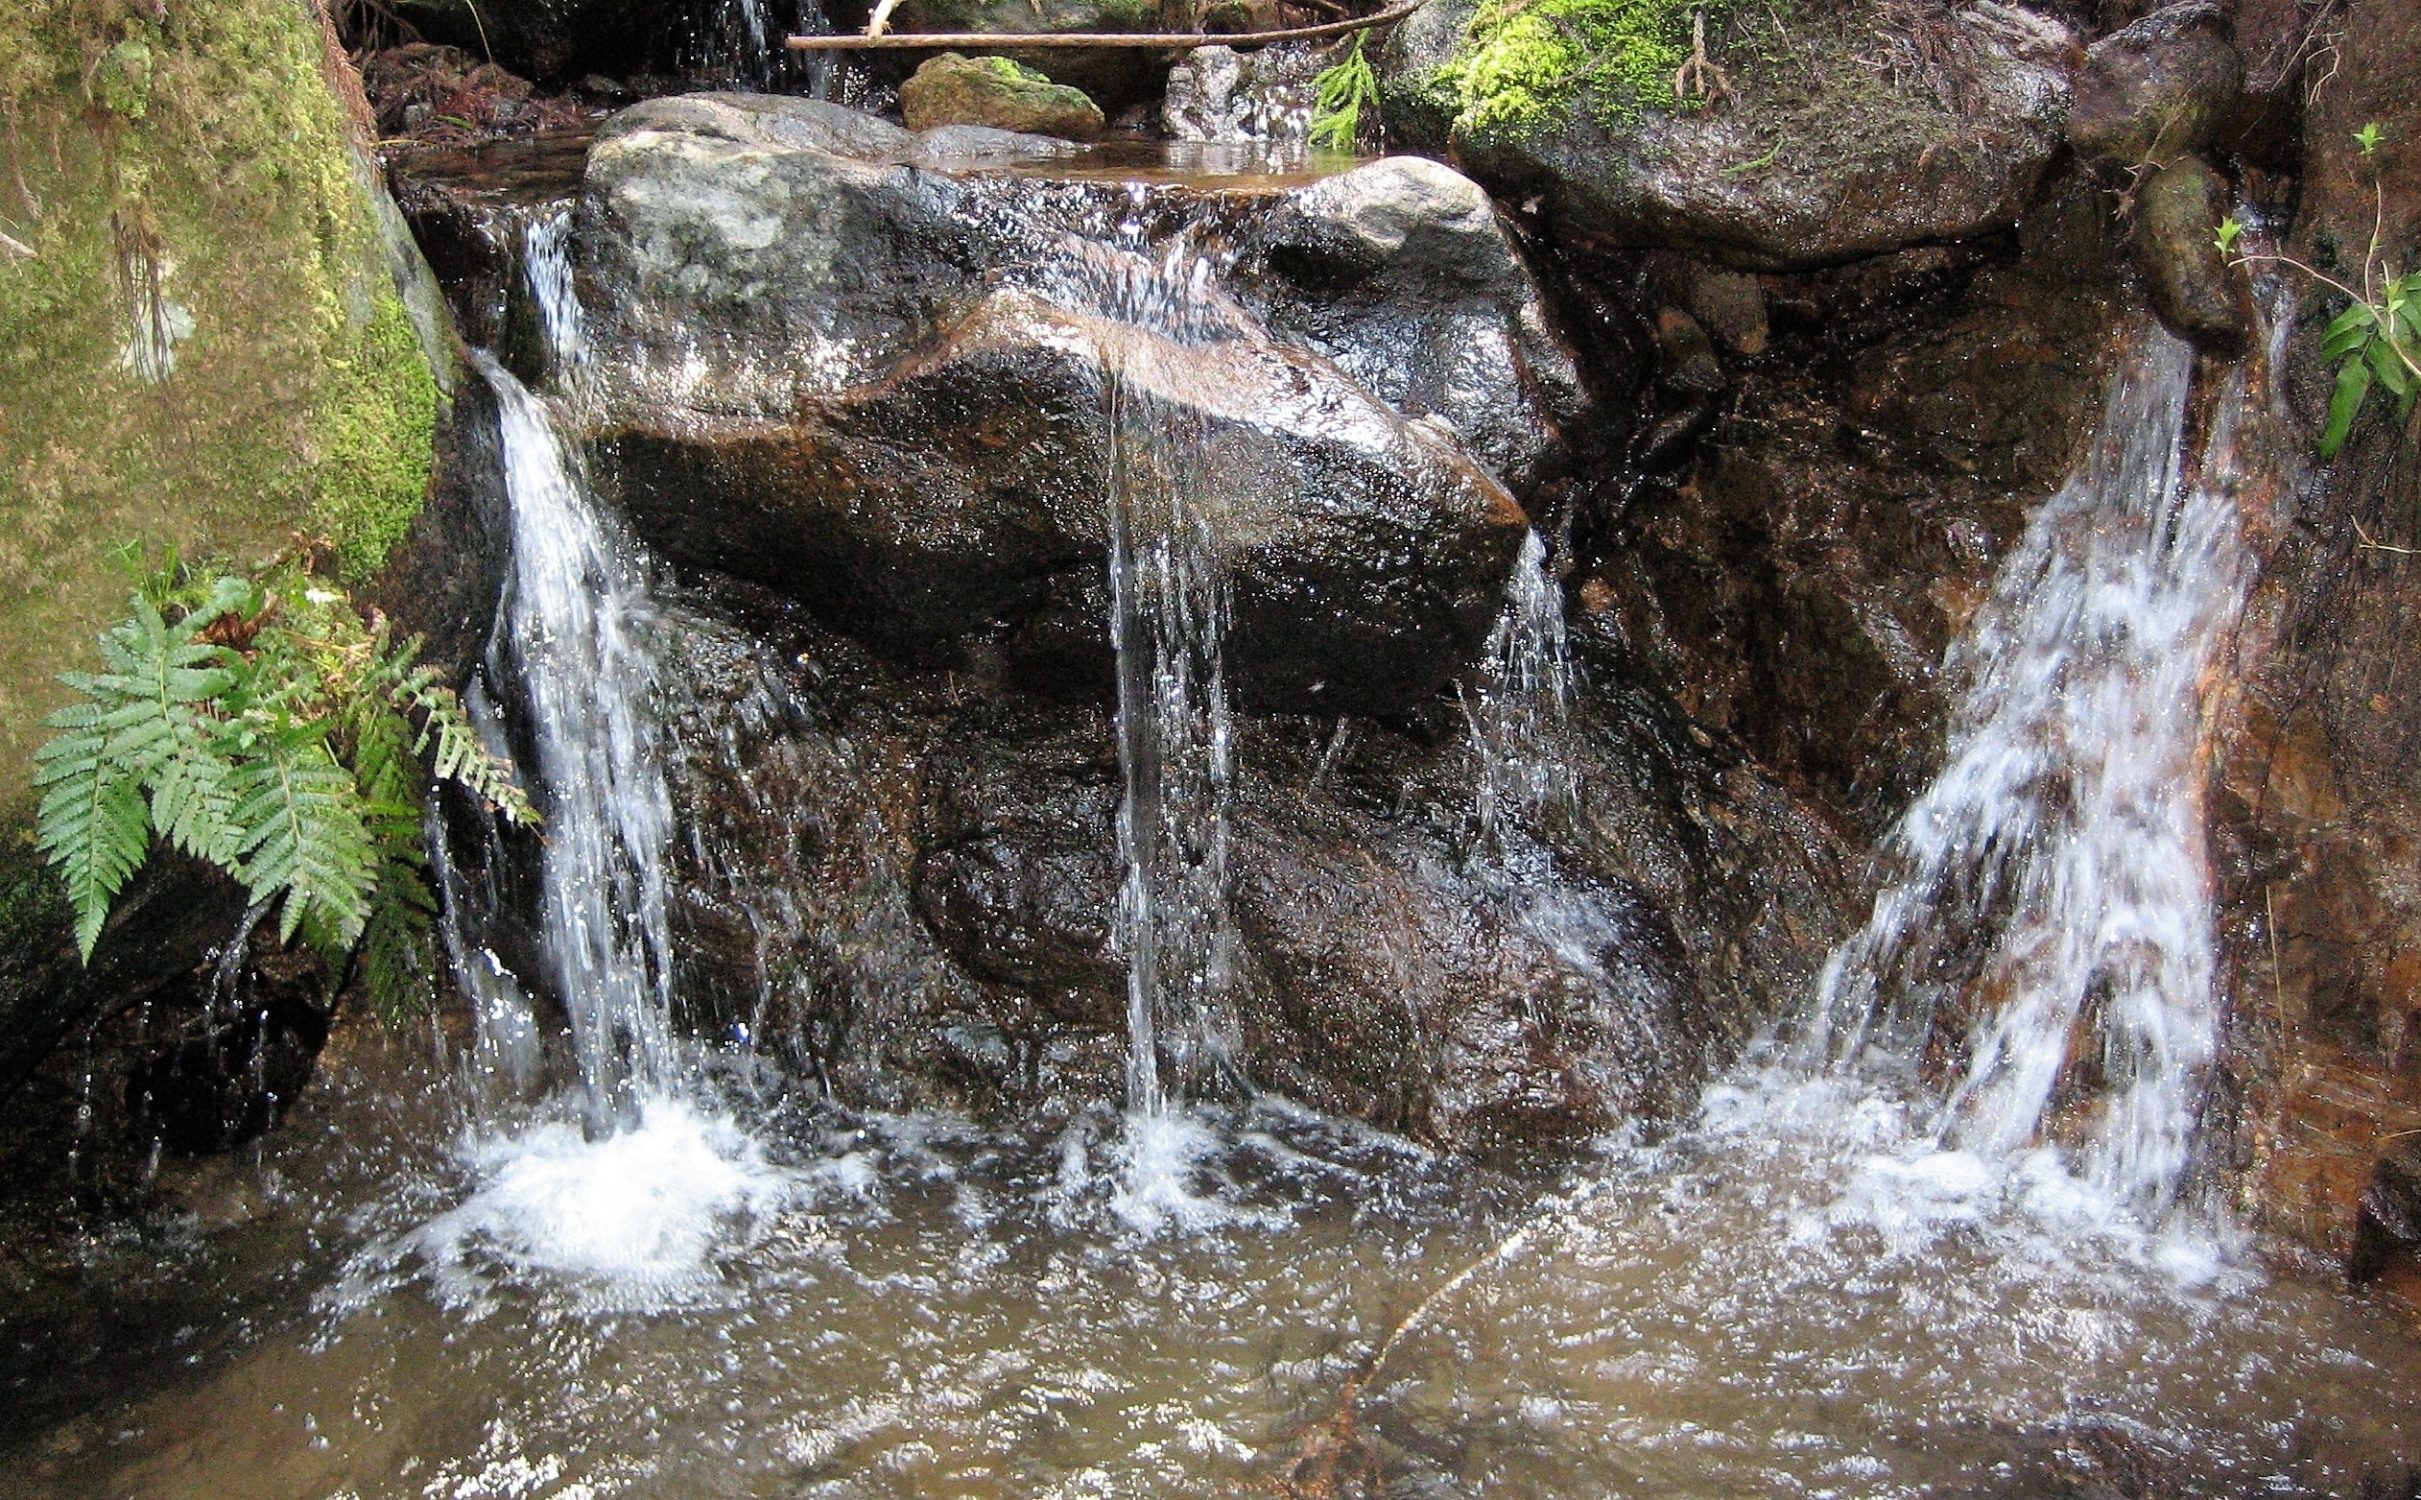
[899,53,1106,140]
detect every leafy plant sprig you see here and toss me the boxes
[2219,123,2421,458]
[33,544,538,1024]
[1310,32,1381,152]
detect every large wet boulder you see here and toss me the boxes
[605,286,1528,715]
[899,53,1106,140]
[2066,1,2243,167]
[1379,0,2075,269]
[571,93,1587,713]
[1236,156,1590,496]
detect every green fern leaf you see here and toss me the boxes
[229,723,378,949]
[33,717,152,961]
[148,730,246,868]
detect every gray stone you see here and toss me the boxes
[1160,41,1325,146]
[1380,0,2076,270]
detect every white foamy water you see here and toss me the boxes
[408,1095,794,1313]
[1808,324,2257,1225]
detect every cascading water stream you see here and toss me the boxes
[1807,322,2257,1223]
[480,353,684,1124]
[389,237,792,1305]
[1090,226,1248,1223]
[1466,529,1577,841]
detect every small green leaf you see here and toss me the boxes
[2355,121,2384,156]
[2323,355,2375,458]
[2214,216,2244,254]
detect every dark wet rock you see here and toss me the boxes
[1587,174,2125,831]
[2130,153,2247,349]
[1381,0,2074,270]
[2351,1146,2421,1287]
[1237,155,1591,495]
[899,53,1106,140]
[2201,0,2421,1270]
[2066,1,2243,167]
[1161,41,1326,146]
[126,994,330,1156]
[603,285,1528,716]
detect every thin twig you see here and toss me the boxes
[790,0,1425,50]
[2352,519,2421,556]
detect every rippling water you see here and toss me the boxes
[7,1034,2419,1499]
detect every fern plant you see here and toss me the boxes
[1310,33,1381,152]
[34,545,537,1024]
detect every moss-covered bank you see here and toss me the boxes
[0,0,439,802]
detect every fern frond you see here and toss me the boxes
[360,825,440,1028]
[409,678,539,827]
[229,723,378,949]
[33,714,153,961]
[148,730,246,868]
[87,595,234,776]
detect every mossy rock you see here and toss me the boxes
[1380,0,2077,269]
[900,53,1107,140]
[0,0,440,808]
[886,0,1176,108]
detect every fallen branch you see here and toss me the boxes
[788,0,1426,51]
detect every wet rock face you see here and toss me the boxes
[566,95,1590,715]
[1381,0,2075,270]
[2199,0,2421,1275]
[2066,1,2243,167]
[1236,156,1591,497]
[603,285,1527,715]
[652,597,1850,1142]
[1589,175,2126,832]
[899,54,1106,140]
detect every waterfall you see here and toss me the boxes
[1809,324,2253,1221]
[398,271,791,1303]
[1466,529,1576,841]
[480,353,686,1124]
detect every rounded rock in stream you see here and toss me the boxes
[575,93,1558,715]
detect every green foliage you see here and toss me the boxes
[33,547,536,1024]
[2319,271,2421,458]
[2225,126,2420,460]
[1431,0,1705,139]
[1311,34,1382,152]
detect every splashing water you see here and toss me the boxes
[1809,324,2255,1225]
[1466,529,1576,841]
[399,342,793,1304]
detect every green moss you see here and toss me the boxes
[1433,0,1709,139]
[314,288,441,583]
[0,0,437,796]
